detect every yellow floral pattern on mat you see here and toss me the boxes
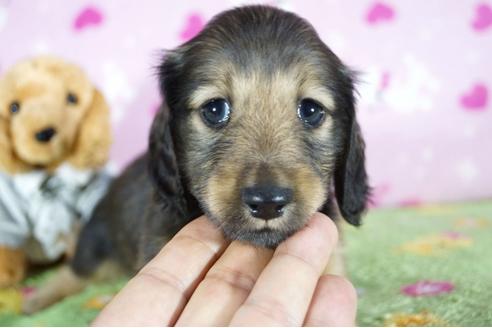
[399,232,472,256]
[454,217,489,229]
[83,294,114,310]
[384,311,447,327]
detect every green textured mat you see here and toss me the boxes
[1,201,491,326]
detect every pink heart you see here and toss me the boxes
[441,231,468,240]
[180,13,205,42]
[73,6,104,31]
[401,281,454,297]
[366,2,395,25]
[472,4,492,31]
[399,198,422,208]
[460,83,488,111]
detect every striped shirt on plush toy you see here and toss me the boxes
[0,165,111,263]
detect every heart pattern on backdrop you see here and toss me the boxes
[1,0,491,209]
[460,83,488,111]
[73,6,104,31]
[366,2,395,25]
[472,3,492,31]
[180,13,205,41]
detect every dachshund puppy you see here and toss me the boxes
[23,5,370,313]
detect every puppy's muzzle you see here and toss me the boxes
[241,186,293,220]
[35,127,57,143]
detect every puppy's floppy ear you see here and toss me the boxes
[148,105,183,202]
[68,89,112,169]
[334,120,370,226]
[332,69,370,226]
[149,49,187,203]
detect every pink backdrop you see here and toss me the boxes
[1,0,491,207]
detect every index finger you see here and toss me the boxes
[92,216,228,326]
[230,213,338,326]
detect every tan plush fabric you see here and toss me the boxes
[0,56,112,287]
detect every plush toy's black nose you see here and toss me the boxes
[35,127,56,143]
[241,186,293,220]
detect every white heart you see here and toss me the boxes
[0,6,8,32]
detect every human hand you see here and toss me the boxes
[92,213,357,326]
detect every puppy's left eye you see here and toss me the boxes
[297,99,325,128]
[200,98,231,128]
[66,92,78,105]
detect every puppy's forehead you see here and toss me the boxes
[181,7,338,111]
[188,63,335,112]
[188,65,334,110]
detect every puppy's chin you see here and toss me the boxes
[223,226,296,249]
[204,209,308,248]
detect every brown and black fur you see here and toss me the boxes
[23,5,370,313]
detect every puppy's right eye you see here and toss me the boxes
[9,101,20,115]
[297,98,325,128]
[200,98,231,128]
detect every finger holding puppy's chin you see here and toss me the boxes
[230,212,338,326]
[176,212,337,326]
[93,212,338,326]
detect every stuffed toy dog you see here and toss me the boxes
[0,56,112,287]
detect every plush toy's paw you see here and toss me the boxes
[22,293,46,314]
[22,265,87,314]
[0,246,26,288]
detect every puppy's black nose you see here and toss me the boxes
[241,186,293,220]
[35,127,56,143]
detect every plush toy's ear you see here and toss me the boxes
[68,89,112,169]
[333,119,370,226]
[0,120,30,173]
[0,77,14,173]
[0,79,28,174]
[0,116,20,173]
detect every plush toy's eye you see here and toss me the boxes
[66,92,78,105]
[297,98,326,128]
[200,98,231,128]
[9,101,20,115]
